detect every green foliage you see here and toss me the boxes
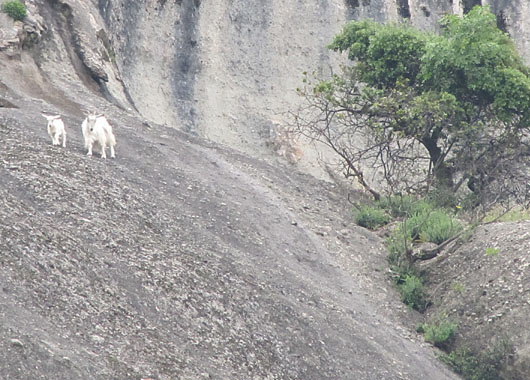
[421,6,528,118]
[376,195,425,218]
[411,209,462,245]
[399,275,428,312]
[440,340,514,380]
[386,230,410,270]
[452,281,465,294]
[485,247,500,257]
[2,0,26,21]
[385,200,461,280]
[422,315,458,350]
[298,6,530,205]
[427,186,462,209]
[383,199,430,271]
[329,21,428,88]
[391,205,461,245]
[354,206,390,229]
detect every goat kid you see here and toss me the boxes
[81,114,117,159]
[42,114,66,147]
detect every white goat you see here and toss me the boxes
[81,113,116,159]
[42,114,66,147]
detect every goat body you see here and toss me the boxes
[82,114,117,159]
[42,114,66,147]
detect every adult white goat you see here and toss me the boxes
[42,114,66,147]
[81,113,116,159]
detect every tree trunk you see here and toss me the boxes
[421,137,454,190]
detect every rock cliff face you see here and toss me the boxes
[90,0,530,165]
[0,0,529,378]
[5,0,527,161]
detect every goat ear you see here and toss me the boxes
[51,115,61,120]
[95,114,104,118]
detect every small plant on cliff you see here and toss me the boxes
[420,314,458,350]
[399,275,428,312]
[354,206,390,230]
[2,0,27,21]
[376,195,423,218]
[485,247,500,257]
[409,209,462,245]
[386,202,461,269]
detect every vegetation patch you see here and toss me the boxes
[295,6,530,209]
[384,199,462,269]
[419,314,458,350]
[399,275,428,312]
[376,195,425,218]
[483,206,530,223]
[410,209,462,245]
[485,247,500,257]
[451,281,465,294]
[354,206,390,230]
[440,340,514,380]
[2,0,26,21]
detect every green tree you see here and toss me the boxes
[295,6,530,206]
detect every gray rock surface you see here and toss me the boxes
[0,0,528,378]
[0,98,461,379]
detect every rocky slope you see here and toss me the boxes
[0,77,462,378]
[424,221,530,379]
[0,0,529,378]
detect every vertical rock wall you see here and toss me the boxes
[485,0,530,62]
[97,0,350,156]
[194,0,348,152]
[88,0,530,155]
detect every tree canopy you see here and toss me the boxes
[295,6,530,207]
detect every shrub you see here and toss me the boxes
[376,195,425,218]
[407,208,462,244]
[418,210,462,244]
[2,0,27,21]
[427,186,462,209]
[354,206,390,229]
[422,316,458,350]
[387,231,408,268]
[399,275,428,312]
[385,200,463,287]
[440,340,514,380]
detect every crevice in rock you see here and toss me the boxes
[95,0,140,112]
[496,10,508,33]
[462,0,481,14]
[345,0,360,8]
[44,0,105,94]
[172,0,201,134]
[420,4,431,17]
[396,0,411,19]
